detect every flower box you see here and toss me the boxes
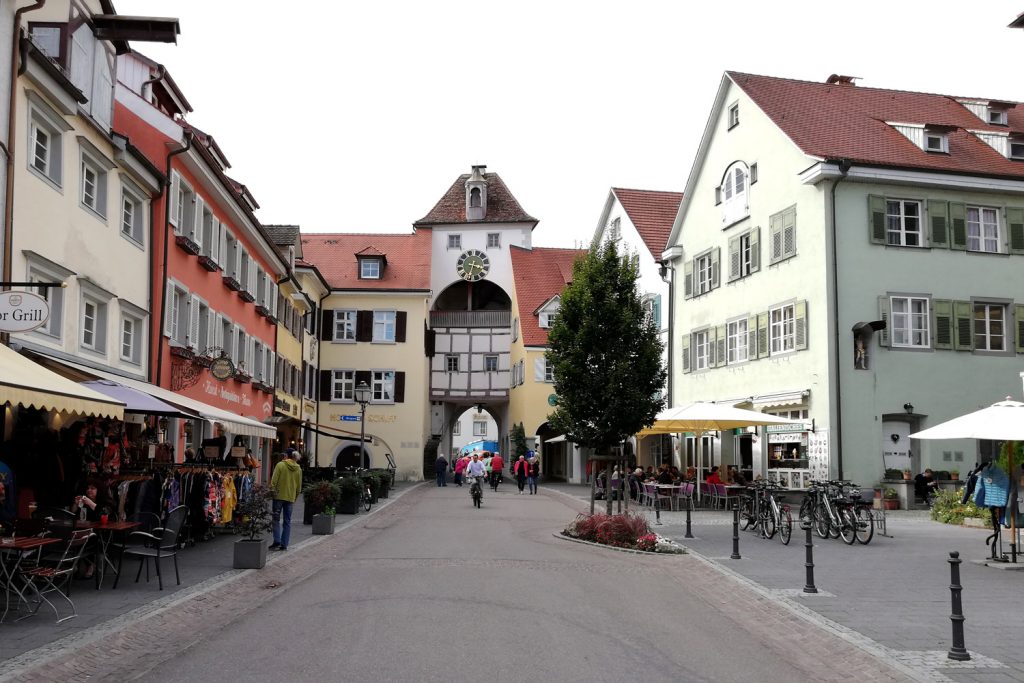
[198,255,220,272]
[233,538,269,569]
[253,381,273,394]
[234,372,251,384]
[222,276,242,292]
[169,345,194,360]
[255,305,272,319]
[239,291,256,303]
[312,513,335,535]
[174,234,201,256]
[193,355,213,368]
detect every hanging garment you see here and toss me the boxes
[974,464,1009,508]
[221,476,237,522]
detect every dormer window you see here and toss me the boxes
[988,109,1008,126]
[1010,141,1024,160]
[536,296,561,329]
[470,187,481,208]
[359,258,382,279]
[924,133,948,153]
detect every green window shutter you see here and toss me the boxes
[794,300,808,350]
[1007,208,1024,255]
[1015,304,1024,353]
[757,312,769,357]
[683,260,693,299]
[769,213,782,263]
[949,203,967,250]
[877,295,890,347]
[716,324,727,367]
[928,200,949,248]
[749,227,761,273]
[711,247,721,289]
[782,206,797,257]
[681,334,691,373]
[868,195,886,245]
[932,299,953,350]
[727,235,740,282]
[953,300,973,350]
[747,314,757,359]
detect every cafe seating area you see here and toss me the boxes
[595,471,748,512]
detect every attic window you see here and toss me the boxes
[359,258,382,279]
[1011,142,1024,160]
[470,187,481,208]
[728,103,739,129]
[988,110,1008,126]
[924,133,948,154]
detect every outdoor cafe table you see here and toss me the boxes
[76,520,140,588]
[0,536,61,622]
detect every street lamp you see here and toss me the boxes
[354,381,371,468]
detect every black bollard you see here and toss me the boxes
[947,551,970,661]
[803,522,817,594]
[654,486,662,526]
[684,500,693,539]
[730,503,741,559]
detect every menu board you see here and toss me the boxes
[808,431,830,481]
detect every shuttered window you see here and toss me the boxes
[890,296,929,348]
[693,329,710,371]
[768,205,797,263]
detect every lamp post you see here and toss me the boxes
[354,381,371,468]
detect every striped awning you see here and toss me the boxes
[0,344,124,419]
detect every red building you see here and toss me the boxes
[113,52,281,460]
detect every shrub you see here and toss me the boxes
[563,512,651,548]
[237,484,274,541]
[883,468,903,480]
[303,481,340,512]
[930,487,988,525]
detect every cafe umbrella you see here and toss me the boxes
[911,398,1024,562]
[637,402,806,501]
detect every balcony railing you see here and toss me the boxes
[429,310,511,329]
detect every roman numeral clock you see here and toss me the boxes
[456,249,490,282]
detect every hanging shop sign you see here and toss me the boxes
[0,291,49,333]
[209,357,235,381]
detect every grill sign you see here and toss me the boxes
[0,291,49,333]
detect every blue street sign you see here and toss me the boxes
[341,415,359,422]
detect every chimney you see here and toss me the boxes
[826,74,859,86]
[465,164,488,221]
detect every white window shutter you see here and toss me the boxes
[247,336,255,375]
[533,358,545,381]
[267,348,275,385]
[169,172,180,231]
[211,219,221,264]
[192,196,205,245]
[271,283,278,318]
[249,259,257,295]
[163,286,174,337]
[215,314,224,350]
[206,307,215,351]
[187,295,200,349]
[233,324,242,364]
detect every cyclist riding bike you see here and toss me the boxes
[465,453,487,500]
[488,453,505,491]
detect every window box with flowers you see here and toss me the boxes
[175,234,201,256]
[198,255,220,272]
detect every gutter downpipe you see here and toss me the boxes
[155,133,192,386]
[659,261,674,406]
[3,0,46,294]
[830,159,851,480]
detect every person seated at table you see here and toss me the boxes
[645,466,655,477]
[684,466,696,481]
[69,481,110,579]
[727,465,749,487]
[656,465,674,485]
[705,466,723,485]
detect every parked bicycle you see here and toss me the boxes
[739,479,792,545]
[799,480,873,545]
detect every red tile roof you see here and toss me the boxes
[729,72,1024,179]
[415,173,538,226]
[611,188,683,257]
[300,232,431,290]
[509,246,586,347]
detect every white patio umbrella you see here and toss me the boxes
[637,402,806,500]
[911,398,1023,561]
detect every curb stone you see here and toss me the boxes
[552,532,686,555]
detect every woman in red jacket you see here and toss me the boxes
[454,455,468,487]
[513,455,529,495]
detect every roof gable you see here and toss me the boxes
[611,188,683,257]
[301,232,432,290]
[510,246,585,347]
[415,172,538,226]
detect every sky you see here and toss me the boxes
[118,1,1024,248]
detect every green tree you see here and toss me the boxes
[546,240,666,509]
[511,422,528,459]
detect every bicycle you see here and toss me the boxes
[799,480,863,545]
[469,476,483,508]
[739,480,792,544]
[342,466,374,513]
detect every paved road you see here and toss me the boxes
[137,483,910,683]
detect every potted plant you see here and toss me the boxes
[902,469,912,480]
[883,468,903,481]
[949,469,959,481]
[233,483,274,569]
[302,480,340,525]
[371,468,390,498]
[336,476,362,514]
[312,505,336,535]
[883,487,900,510]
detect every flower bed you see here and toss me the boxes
[930,487,988,525]
[562,513,683,553]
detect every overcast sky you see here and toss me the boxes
[119,1,1023,248]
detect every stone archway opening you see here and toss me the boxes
[335,444,370,470]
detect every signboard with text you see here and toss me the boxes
[0,291,49,333]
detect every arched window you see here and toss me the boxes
[720,162,750,225]
[470,187,481,208]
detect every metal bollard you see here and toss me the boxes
[654,488,662,526]
[685,501,693,539]
[803,522,817,594]
[947,551,970,661]
[730,503,741,559]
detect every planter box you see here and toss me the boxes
[239,291,256,303]
[194,355,213,368]
[223,275,242,291]
[337,492,360,514]
[235,373,251,384]
[169,345,194,360]
[233,538,269,569]
[883,499,900,510]
[378,482,389,499]
[198,255,220,272]
[255,305,272,320]
[312,514,335,535]
[175,234,201,255]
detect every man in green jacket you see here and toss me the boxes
[270,449,303,551]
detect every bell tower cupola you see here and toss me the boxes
[465,164,488,221]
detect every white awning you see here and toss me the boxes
[545,434,568,444]
[41,356,275,438]
[0,344,124,419]
[751,390,809,410]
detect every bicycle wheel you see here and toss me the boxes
[740,497,754,530]
[838,506,857,544]
[779,507,793,545]
[760,506,776,539]
[854,506,875,545]
[363,489,372,512]
[814,501,830,539]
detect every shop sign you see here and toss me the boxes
[765,422,812,434]
[768,432,809,445]
[209,357,235,381]
[0,291,49,333]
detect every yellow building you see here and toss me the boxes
[293,259,329,456]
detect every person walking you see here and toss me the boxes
[269,449,302,551]
[454,454,467,487]
[513,455,528,494]
[527,456,540,495]
[435,453,449,487]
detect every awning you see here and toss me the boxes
[39,356,275,438]
[81,380,198,418]
[751,390,809,410]
[0,344,124,419]
[544,434,569,444]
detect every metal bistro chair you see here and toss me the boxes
[17,528,93,623]
[698,482,716,509]
[716,483,741,511]
[113,505,186,591]
[641,483,657,507]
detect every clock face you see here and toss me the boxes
[456,249,491,282]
